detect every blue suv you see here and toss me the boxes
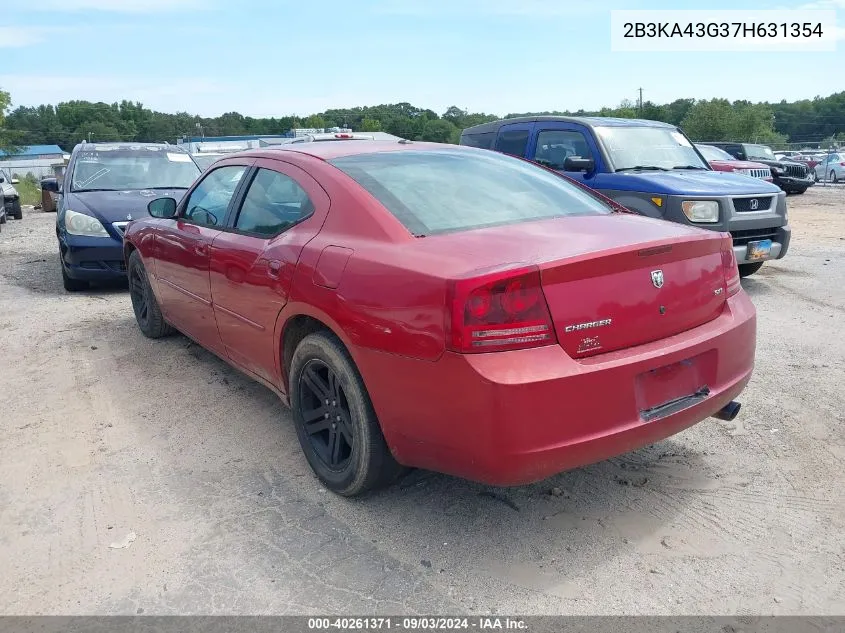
[43,143,201,291]
[460,117,789,277]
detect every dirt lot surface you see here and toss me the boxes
[1,187,844,616]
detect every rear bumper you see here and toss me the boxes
[58,232,127,281]
[355,292,756,486]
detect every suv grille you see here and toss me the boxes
[731,228,779,246]
[735,168,771,180]
[733,196,773,212]
[783,163,808,178]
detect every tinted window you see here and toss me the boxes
[460,132,495,150]
[494,129,529,157]
[744,144,776,161]
[330,149,611,236]
[234,168,314,236]
[183,165,247,227]
[533,130,594,169]
[696,145,735,161]
[70,147,200,192]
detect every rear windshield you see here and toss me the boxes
[696,145,735,162]
[329,149,612,236]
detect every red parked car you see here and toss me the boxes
[696,144,773,182]
[123,142,756,496]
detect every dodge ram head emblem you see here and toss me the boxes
[749,198,759,210]
[651,270,664,289]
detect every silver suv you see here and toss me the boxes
[0,168,22,225]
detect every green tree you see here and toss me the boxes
[360,118,382,132]
[303,114,326,129]
[680,99,736,141]
[419,119,457,143]
[0,88,21,154]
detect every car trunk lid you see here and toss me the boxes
[538,234,727,357]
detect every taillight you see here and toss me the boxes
[720,234,741,297]
[446,266,557,353]
[839,162,845,167]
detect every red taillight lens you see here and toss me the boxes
[720,235,741,297]
[446,266,557,353]
[839,162,845,167]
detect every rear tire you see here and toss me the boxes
[289,331,404,496]
[61,259,89,291]
[11,200,22,220]
[128,249,174,338]
[739,262,764,277]
[831,170,839,184]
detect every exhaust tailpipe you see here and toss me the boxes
[712,400,741,422]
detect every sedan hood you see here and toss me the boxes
[611,170,781,195]
[66,189,188,223]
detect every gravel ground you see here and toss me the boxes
[1,188,844,616]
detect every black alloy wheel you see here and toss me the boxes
[298,359,355,471]
[289,331,405,496]
[129,260,150,327]
[127,250,173,338]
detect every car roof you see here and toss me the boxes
[462,116,676,135]
[236,140,457,161]
[73,142,188,153]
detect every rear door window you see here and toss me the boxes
[330,149,611,236]
[494,129,530,157]
[460,132,495,149]
[233,168,315,236]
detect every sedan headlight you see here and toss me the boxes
[681,200,719,223]
[65,209,109,237]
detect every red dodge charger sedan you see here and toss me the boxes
[123,141,756,496]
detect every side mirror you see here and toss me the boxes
[40,177,60,193]
[148,197,178,219]
[564,156,595,173]
[11,178,19,185]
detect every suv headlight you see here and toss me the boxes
[770,165,784,175]
[65,209,109,237]
[681,200,719,223]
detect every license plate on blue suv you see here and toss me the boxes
[748,239,772,261]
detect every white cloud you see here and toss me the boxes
[795,0,845,8]
[0,26,55,48]
[28,0,211,12]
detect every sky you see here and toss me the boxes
[1,0,844,118]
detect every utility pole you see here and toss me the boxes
[87,132,93,143]
[637,88,643,116]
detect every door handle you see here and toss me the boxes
[194,244,209,257]
[267,260,281,279]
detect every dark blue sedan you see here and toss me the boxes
[44,143,201,291]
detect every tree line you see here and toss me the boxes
[2,88,845,153]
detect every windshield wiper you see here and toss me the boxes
[672,165,708,170]
[72,188,119,193]
[615,165,669,172]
